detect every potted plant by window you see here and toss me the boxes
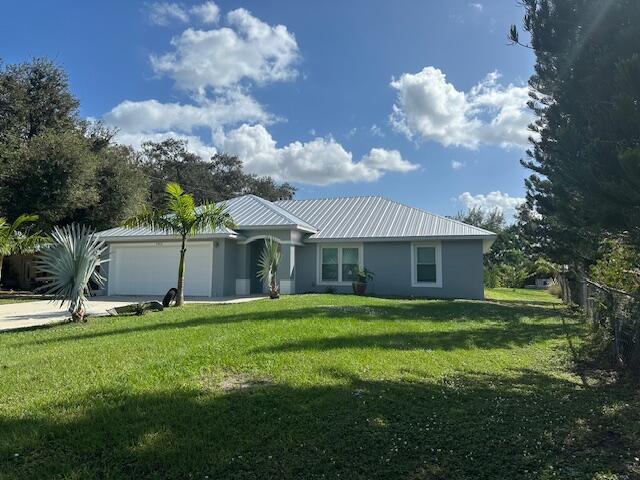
[351,266,375,295]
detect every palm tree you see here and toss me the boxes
[0,214,45,287]
[36,224,107,322]
[125,182,234,306]
[256,237,282,299]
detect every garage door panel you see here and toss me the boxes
[109,242,212,296]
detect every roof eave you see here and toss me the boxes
[304,234,497,243]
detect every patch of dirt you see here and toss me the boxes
[200,369,273,393]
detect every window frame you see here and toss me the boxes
[316,243,364,285]
[411,242,443,288]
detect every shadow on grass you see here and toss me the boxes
[1,370,637,479]
[254,322,583,354]
[20,299,566,347]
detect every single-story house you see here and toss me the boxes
[97,195,496,299]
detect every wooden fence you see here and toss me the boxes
[558,272,640,374]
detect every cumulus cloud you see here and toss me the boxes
[458,191,525,219]
[190,1,220,24]
[150,8,299,92]
[148,2,189,25]
[390,67,534,149]
[216,124,418,185]
[103,90,270,133]
[107,4,420,186]
[469,3,483,12]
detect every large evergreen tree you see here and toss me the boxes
[139,139,295,209]
[511,0,640,264]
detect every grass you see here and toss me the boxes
[0,291,47,304]
[485,287,562,304]
[0,290,638,479]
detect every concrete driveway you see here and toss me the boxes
[0,295,266,332]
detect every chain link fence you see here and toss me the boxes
[559,272,640,374]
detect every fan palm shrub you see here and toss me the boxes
[36,224,107,322]
[0,214,45,287]
[256,237,282,299]
[125,182,234,306]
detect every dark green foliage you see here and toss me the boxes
[0,59,148,231]
[512,0,640,254]
[139,139,295,209]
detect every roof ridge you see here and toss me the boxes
[276,194,384,203]
[247,194,318,231]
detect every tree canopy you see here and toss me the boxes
[511,0,640,265]
[0,58,295,232]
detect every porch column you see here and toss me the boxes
[279,244,296,294]
[235,243,251,295]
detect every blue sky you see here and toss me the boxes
[2,0,535,218]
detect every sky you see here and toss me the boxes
[1,0,536,219]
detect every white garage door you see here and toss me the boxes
[108,242,213,296]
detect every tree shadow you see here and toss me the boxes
[253,322,583,354]
[18,299,566,348]
[1,370,637,479]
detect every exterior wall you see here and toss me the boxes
[295,240,485,300]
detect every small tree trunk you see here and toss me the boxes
[0,255,3,288]
[176,236,187,306]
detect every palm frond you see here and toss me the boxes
[123,205,180,234]
[36,224,108,317]
[256,237,281,285]
[192,201,235,235]
[0,214,43,257]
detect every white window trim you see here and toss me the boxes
[411,242,443,288]
[316,243,363,286]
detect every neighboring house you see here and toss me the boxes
[97,195,496,300]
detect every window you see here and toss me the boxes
[412,242,442,287]
[321,247,339,281]
[342,248,359,281]
[416,247,436,283]
[318,245,362,284]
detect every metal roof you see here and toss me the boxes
[97,194,494,241]
[97,194,317,240]
[97,225,237,239]
[223,195,317,232]
[276,196,495,240]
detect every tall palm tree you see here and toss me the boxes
[0,214,45,287]
[125,182,234,306]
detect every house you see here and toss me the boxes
[97,195,496,300]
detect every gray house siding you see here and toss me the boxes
[293,240,484,299]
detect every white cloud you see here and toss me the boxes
[451,160,465,170]
[390,67,534,149]
[190,1,220,24]
[150,8,299,92]
[148,2,189,25]
[458,191,525,219]
[469,3,483,12]
[103,90,270,133]
[361,148,418,173]
[217,124,418,185]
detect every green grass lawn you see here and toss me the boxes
[485,287,562,303]
[1,291,638,479]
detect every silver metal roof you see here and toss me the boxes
[97,194,494,241]
[97,225,237,239]
[224,195,317,232]
[276,196,495,240]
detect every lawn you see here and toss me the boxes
[0,291,638,479]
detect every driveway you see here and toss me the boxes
[0,295,266,332]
